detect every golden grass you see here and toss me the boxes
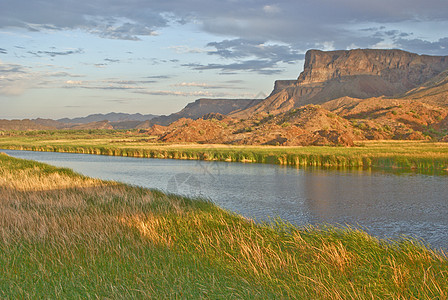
[1,152,448,298]
[2,130,448,171]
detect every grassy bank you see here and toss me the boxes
[1,152,448,298]
[1,130,448,171]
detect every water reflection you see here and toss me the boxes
[3,149,448,249]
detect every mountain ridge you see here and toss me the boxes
[58,112,158,124]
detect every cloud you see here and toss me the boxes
[0,62,86,95]
[394,37,448,54]
[134,90,215,97]
[63,79,145,91]
[134,89,243,98]
[1,2,167,40]
[1,0,448,54]
[182,59,285,75]
[172,82,244,89]
[28,48,84,57]
[48,71,84,78]
[85,18,159,40]
[107,80,157,85]
[106,98,137,104]
[62,78,158,92]
[0,62,34,95]
[181,38,305,75]
[144,75,172,79]
[104,58,120,63]
[207,39,304,62]
[0,48,7,54]
[65,80,83,85]
[169,46,205,54]
[173,82,210,87]
[0,63,26,74]
[263,5,281,14]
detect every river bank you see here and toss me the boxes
[1,130,448,171]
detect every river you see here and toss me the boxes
[3,149,448,249]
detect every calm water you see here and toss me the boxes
[3,149,448,249]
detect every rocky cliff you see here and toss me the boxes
[232,49,448,117]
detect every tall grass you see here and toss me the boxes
[2,138,448,171]
[1,152,447,298]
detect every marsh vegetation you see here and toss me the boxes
[1,153,447,298]
[1,130,448,171]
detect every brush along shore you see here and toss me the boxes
[0,152,447,298]
[1,130,448,171]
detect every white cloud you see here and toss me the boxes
[317,41,336,51]
[168,46,206,54]
[263,5,281,14]
[372,41,399,49]
[134,89,215,97]
[65,80,83,85]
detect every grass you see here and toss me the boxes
[1,152,448,298]
[1,129,448,172]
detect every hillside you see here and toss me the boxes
[402,69,448,106]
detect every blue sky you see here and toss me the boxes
[1,0,448,119]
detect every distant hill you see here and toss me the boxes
[148,98,262,126]
[0,119,54,131]
[69,120,114,130]
[58,112,158,124]
[0,119,115,131]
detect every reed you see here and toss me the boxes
[1,152,447,298]
[1,130,448,173]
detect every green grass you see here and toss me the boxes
[1,152,448,298]
[1,130,448,172]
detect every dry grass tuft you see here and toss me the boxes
[122,215,174,247]
[319,241,354,273]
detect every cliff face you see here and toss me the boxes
[298,49,448,86]
[232,49,448,117]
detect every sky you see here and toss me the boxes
[1,0,448,119]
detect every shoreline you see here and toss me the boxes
[1,141,448,172]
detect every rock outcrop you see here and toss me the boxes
[232,49,448,117]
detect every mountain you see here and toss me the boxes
[0,119,114,131]
[69,120,114,130]
[58,112,157,124]
[148,98,262,126]
[32,118,67,129]
[232,49,448,117]
[0,119,55,131]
